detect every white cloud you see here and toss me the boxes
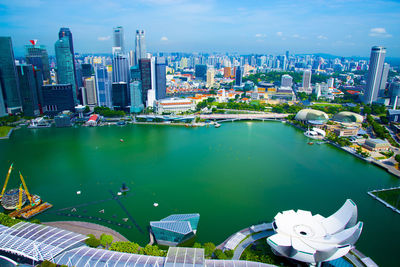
[255,33,266,38]
[317,35,328,40]
[292,34,300,38]
[98,36,111,41]
[276,32,283,36]
[369,28,392,37]
[160,36,168,41]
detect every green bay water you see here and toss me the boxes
[0,122,399,266]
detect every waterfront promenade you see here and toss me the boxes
[200,113,288,121]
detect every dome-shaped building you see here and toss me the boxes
[332,111,363,124]
[295,109,329,122]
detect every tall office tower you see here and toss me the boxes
[286,51,289,59]
[16,64,40,116]
[195,64,207,81]
[112,82,128,110]
[55,37,78,104]
[302,69,312,92]
[155,57,166,100]
[32,67,44,113]
[390,82,400,109]
[84,77,97,106]
[113,26,124,52]
[95,65,112,107]
[147,57,157,107]
[0,83,6,117]
[25,42,50,81]
[130,81,144,113]
[281,74,293,88]
[112,47,130,83]
[207,68,215,88]
[130,65,141,81]
[364,46,387,104]
[0,37,22,113]
[81,63,94,78]
[41,84,75,114]
[235,67,242,86]
[135,30,146,65]
[58,28,78,94]
[224,67,232,78]
[139,58,151,105]
[327,77,335,88]
[380,63,390,91]
[129,51,135,66]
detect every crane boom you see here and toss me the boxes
[1,163,13,198]
[19,172,33,205]
[17,184,23,210]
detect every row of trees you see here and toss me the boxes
[109,241,167,256]
[366,115,399,147]
[193,242,233,259]
[85,233,114,249]
[94,106,126,117]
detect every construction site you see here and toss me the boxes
[0,164,52,219]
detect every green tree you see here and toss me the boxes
[85,234,101,248]
[109,241,140,253]
[395,154,400,163]
[100,234,113,249]
[84,106,90,113]
[214,249,228,259]
[141,244,167,256]
[193,242,203,248]
[40,260,57,267]
[203,242,216,258]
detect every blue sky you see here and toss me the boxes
[0,0,399,57]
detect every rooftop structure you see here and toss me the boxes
[155,98,196,115]
[0,222,87,262]
[267,199,363,264]
[295,109,329,122]
[332,112,364,124]
[150,213,200,246]
[363,138,390,152]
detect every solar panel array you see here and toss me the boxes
[55,246,166,267]
[205,260,275,267]
[0,222,87,261]
[0,224,9,233]
[165,247,204,267]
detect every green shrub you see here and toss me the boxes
[85,234,101,248]
[109,241,140,254]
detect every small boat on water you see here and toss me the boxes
[120,183,129,193]
[214,123,221,128]
[120,139,124,142]
[308,142,314,145]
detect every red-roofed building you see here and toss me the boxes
[86,114,100,126]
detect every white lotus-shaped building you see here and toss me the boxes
[267,199,363,264]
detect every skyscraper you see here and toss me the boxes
[113,26,124,52]
[155,57,167,100]
[195,64,207,81]
[380,63,390,91]
[281,74,293,88]
[55,37,78,104]
[84,77,97,106]
[207,68,215,88]
[302,69,312,93]
[17,64,40,117]
[130,81,144,113]
[0,37,22,113]
[112,82,129,110]
[58,28,78,96]
[364,46,386,104]
[95,65,112,107]
[130,65,141,81]
[41,84,75,114]
[139,58,151,105]
[135,30,146,65]
[25,43,50,81]
[235,67,242,86]
[112,47,130,83]
[0,83,7,117]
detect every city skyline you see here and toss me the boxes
[0,0,399,57]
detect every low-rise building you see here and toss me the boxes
[86,114,100,126]
[362,138,390,152]
[155,98,195,114]
[333,127,360,137]
[54,114,72,127]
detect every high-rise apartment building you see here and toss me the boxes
[364,46,386,104]
[195,64,207,81]
[17,64,40,116]
[84,76,97,106]
[281,74,293,88]
[135,30,146,65]
[302,69,312,93]
[0,37,22,113]
[113,26,124,52]
[223,67,231,78]
[235,67,242,86]
[25,43,50,81]
[327,77,335,88]
[155,57,167,100]
[207,68,215,88]
[55,37,78,104]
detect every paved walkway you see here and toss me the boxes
[44,220,130,242]
[232,230,274,260]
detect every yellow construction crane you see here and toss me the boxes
[0,163,13,199]
[19,172,33,205]
[17,184,23,210]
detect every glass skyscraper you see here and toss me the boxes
[17,64,40,117]
[195,64,207,81]
[135,30,146,65]
[55,37,78,105]
[130,81,144,113]
[0,37,22,113]
[113,26,124,52]
[41,84,75,115]
[112,82,128,110]
[58,28,78,98]
[235,67,242,86]
[112,47,130,83]
[25,44,50,81]
[139,58,151,105]
[0,83,6,117]
[95,65,112,107]
[155,57,167,100]
[364,46,387,104]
